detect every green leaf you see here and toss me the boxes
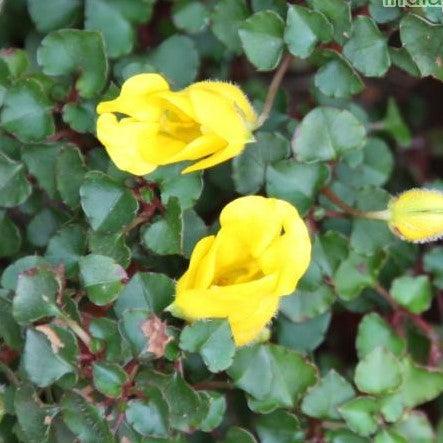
[62,101,96,133]
[92,362,128,398]
[355,347,402,395]
[125,393,169,438]
[173,1,210,34]
[334,251,382,300]
[13,267,60,324]
[26,207,67,248]
[374,429,406,443]
[14,385,59,442]
[0,291,22,350]
[0,78,55,143]
[22,143,61,199]
[142,198,182,255]
[37,29,108,98]
[400,14,443,81]
[280,286,335,322]
[343,16,391,77]
[180,319,235,373]
[27,0,81,32]
[232,131,290,195]
[0,153,31,208]
[85,0,154,58]
[136,371,208,432]
[313,230,349,277]
[284,5,333,58]
[46,225,87,277]
[211,0,249,53]
[1,255,48,291]
[89,317,124,362]
[0,48,29,79]
[80,171,138,233]
[199,391,226,432]
[350,188,395,256]
[239,11,285,71]
[61,392,114,442]
[301,370,355,420]
[147,163,203,210]
[294,107,366,163]
[88,231,131,268]
[114,272,175,318]
[391,411,434,443]
[356,313,406,360]
[339,397,379,438]
[79,254,126,305]
[266,160,328,216]
[389,46,421,77]
[223,427,257,443]
[22,327,76,387]
[148,35,200,89]
[227,343,317,409]
[277,312,331,354]
[337,138,394,188]
[381,98,412,148]
[391,275,433,314]
[255,409,303,443]
[0,211,21,257]
[119,309,153,358]
[309,0,352,44]
[315,50,364,99]
[424,246,443,289]
[55,145,87,209]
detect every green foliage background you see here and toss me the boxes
[0,0,443,442]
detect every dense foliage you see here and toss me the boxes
[1,0,443,442]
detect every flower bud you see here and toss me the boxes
[388,188,443,243]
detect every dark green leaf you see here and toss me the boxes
[92,361,128,398]
[339,397,379,437]
[0,211,21,257]
[255,409,304,443]
[27,0,82,32]
[390,275,433,314]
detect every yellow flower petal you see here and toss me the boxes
[167,134,227,163]
[139,134,186,165]
[96,113,157,175]
[190,80,257,126]
[389,188,443,243]
[97,73,169,120]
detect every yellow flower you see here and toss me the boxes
[388,188,443,243]
[172,196,311,347]
[96,73,257,175]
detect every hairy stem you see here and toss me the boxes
[256,53,293,128]
[321,188,389,221]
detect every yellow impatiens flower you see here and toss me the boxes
[388,188,443,243]
[172,196,311,347]
[96,73,257,175]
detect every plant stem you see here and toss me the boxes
[193,381,235,391]
[256,53,293,128]
[61,315,93,352]
[321,188,389,221]
[374,283,442,366]
[0,362,19,386]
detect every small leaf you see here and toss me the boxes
[27,0,82,32]
[0,211,21,257]
[255,409,303,443]
[381,98,412,148]
[356,313,406,360]
[80,171,138,233]
[199,391,226,432]
[173,0,210,34]
[114,272,175,318]
[148,35,200,89]
[391,275,433,314]
[55,145,87,209]
[0,78,54,143]
[284,4,333,58]
[301,370,355,420]
[13,267,60,324]
[223,427,258,443]
[23,327,76,387]
[92,362,128,398]
[266,160,328,216]
[355,347,402,395]
[239,10,285,71]
[37,29,108,98]
[339,397,379,437]
[227,343,317,410]
[180,319,235,373]
[294,107,366,163]
[343,16,391,77]
[88,230,131,268]
[1,255,48,291]
[79,254,126,305]
[211,0,249,53]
